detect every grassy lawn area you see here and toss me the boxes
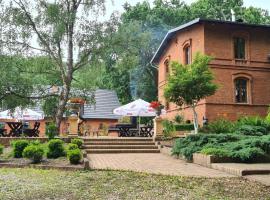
[0,168,269,200]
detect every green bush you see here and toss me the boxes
[235,125,267,136]
[206,118,235,134]
[172,134,242,161]
[45,123,58,140]
[237,116,268,128]
[47,139,66,159]
[22,144,44,163]
[0,145,3,155]
[31,140,41,146]
[67,143,79,151]
[174,124,194,131]
[230,147,265,163]
[162,120,176,138]
[201,147,230,157]
[67,149,82,165]
[174,114,184,124]
[11,140,29,158]
[71,138,83,149]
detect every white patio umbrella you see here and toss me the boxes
[113,99,165,135]
[0,107,44,121]
[113,99,157,117]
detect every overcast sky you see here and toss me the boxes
[106,0,270,16]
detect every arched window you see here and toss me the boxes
[235,78,248,103]
[184,45,191,65]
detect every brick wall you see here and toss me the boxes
[157,21,270,125]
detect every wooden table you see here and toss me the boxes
[6,122,23,137]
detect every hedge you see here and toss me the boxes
[174,124,194,131]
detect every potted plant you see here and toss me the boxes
[150,101,164,117]
[67,97,86,116]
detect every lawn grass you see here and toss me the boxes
[0,168,269,200]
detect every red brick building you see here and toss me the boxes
[151,18,270,125]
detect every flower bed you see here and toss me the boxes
[0,139,88,170]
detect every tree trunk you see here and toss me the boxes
[55,83,71,133]
[191,104,199,134]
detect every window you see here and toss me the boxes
[235,78,248,103]
[184,45,191,64]
[234,37,246,59]
[164,60,169,79]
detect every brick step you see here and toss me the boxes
[83,145,158,149]
[83,142,155,146]
[86,149,160,154]
[82,138,153,142]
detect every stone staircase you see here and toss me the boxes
[82,137,160,154]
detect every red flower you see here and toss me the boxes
[150,101,162,110]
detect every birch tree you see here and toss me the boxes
[1,0,106,129]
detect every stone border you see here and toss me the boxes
[193,153,270,176]
[193,153,234,168]
[0,162,84,171]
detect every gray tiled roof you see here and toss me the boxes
[80,89,121,119]
[30,89,121,120]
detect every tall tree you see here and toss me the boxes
[164,53,218,134]
[2,0,106,129]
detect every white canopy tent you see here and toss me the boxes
[0,107,44,121]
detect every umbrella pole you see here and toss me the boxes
[138,116,141,136]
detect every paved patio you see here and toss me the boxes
[88,153,235,177]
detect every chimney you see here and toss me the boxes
[231,9,236,22]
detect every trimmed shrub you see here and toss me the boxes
[45,123,58,140]
[206,118,235,134]
[22,144,44,163]
[174,124,194,131]
[67,143,79,151]
[71,138,83,149]
[230,147,265,163]
[11,140,29,158]
[235,125,267,136]
[201,147,230,157]
[67,149,82,164]
[31,140,41,146]
[0,145,3,155]
[47,139,66,159]
[172,134,242,161]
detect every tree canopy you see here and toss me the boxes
[164,53,218,133]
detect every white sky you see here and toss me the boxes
[105,0,270,16]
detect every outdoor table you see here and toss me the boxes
[6,122,23,137]
[116,124,139,137]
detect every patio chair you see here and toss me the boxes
[23,122,40,137]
